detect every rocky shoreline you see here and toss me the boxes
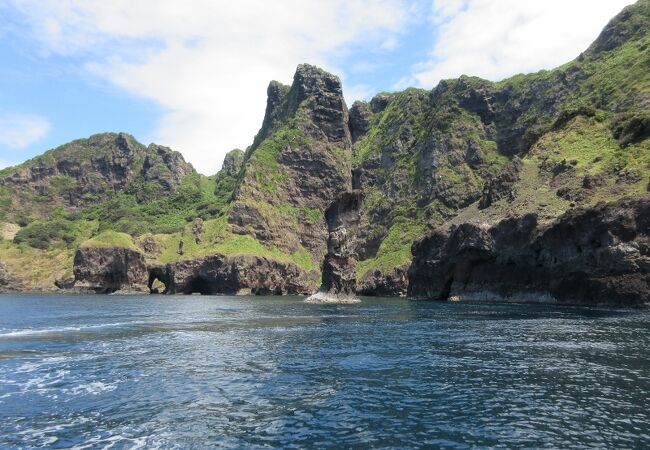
[1,196,647,308]
[0,2,649,308]
[409,197,650,308]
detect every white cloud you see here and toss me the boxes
[7,0,412,173]
[345,84,377,104]
[0,113,51,149]
[411,0,635,87]
[380,36,400,50]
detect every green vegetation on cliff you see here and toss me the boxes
[1,2,649,293]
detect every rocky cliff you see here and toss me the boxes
[229,64,353,263]
[352,0,650,293]
[409,197,650,307]
[0,1,648,302]
[149,254,317,295]
[72,246,149,294]
[0,262,25,293]
[307,190,364,303]
[0,133,193,221]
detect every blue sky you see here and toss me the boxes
[0,0,633,174]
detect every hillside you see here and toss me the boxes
[0,0,648,298]
[351,0,650,293]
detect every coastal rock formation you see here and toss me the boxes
[409,197,650,307]
[307,190,364,303]
[149,254,318,295]
[0,262,25,293]
[352,0,650,287]
[229,64,353,262]
[358,266,408,297]
[72,247,149,294]
[0,2,649,301]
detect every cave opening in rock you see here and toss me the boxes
[440,276,454,301]
[186,277,218,295]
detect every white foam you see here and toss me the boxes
[0,321,143,338]
[304,291,361,304]
[69,381,117,396]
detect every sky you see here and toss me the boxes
[0,0,635,174]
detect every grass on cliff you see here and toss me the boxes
[0,219,99,289]
[244,123,307,197]
[451,115,650,226]
[356,220,425,280]
[81,231,137,250]
[80,173,230,236]
[352,89,429,166]
[147,216,317,272]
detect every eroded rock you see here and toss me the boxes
[357,266,408,297]
[149,254,318,295]
[307,190,364,304]
[409,197,650,307]
[0,262,25,293]
[72,247,149,294]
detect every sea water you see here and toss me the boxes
[1,295,649,448]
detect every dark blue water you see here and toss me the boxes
[1,295,649,449]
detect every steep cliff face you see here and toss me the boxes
[229,64,353,263]
[353,0,650,291]
[307,190,364,303]
[2,2,649,299]
[149,254,318,295]
[72,246,149,293]
[409,197,650,307]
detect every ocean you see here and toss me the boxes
[1,295,649,448]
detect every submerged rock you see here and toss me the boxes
[409,197,650,307]
[306,190,364,304]
[149,254,318,295]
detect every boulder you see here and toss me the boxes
[0,262,25,293]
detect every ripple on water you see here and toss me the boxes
[0,295,649,448]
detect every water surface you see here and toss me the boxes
[1,295,649,448]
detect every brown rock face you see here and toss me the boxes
[148,254,318,295]
[307,190,364,303]
[358,267,408,297]
[0,262,25,293]
[72,247,149,293]
[409,197,650,307]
